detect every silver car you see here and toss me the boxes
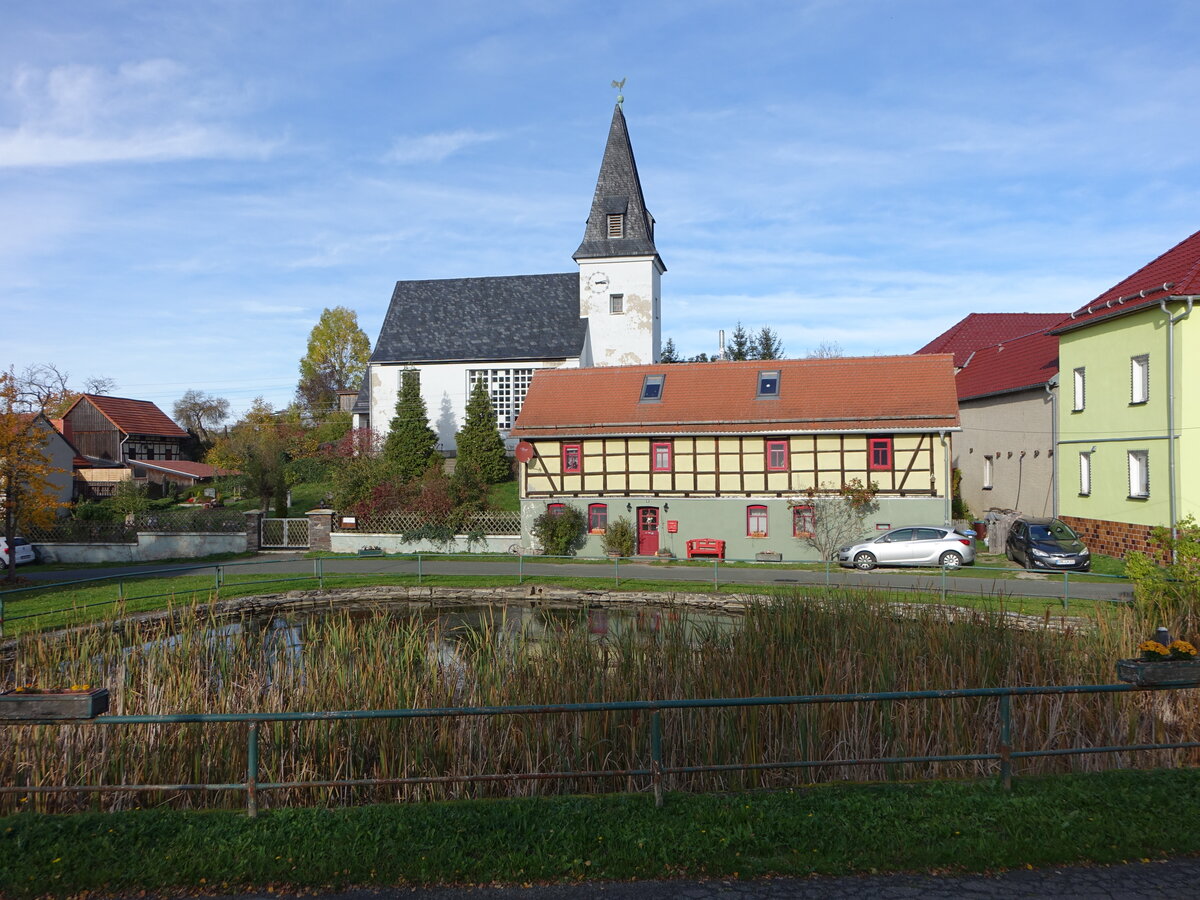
[837,526,975,571]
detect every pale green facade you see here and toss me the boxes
[1057,303,1195,529]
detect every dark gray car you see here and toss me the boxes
[1005,517,1090,571]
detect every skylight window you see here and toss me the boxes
[641,374,665,402]
[757,370,780,397]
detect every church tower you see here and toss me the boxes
[574,103,665,366]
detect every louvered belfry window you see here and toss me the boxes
[607,214,624,238]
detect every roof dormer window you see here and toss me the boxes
[757,370,780,397]
[607,214,624,238]
[641,374,665,402]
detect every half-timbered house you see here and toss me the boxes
[509,355,960,560]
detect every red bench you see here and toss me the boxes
[686,538,725,560]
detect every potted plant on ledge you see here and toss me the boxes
[1117,634,1200,686]
[0,685,110,721]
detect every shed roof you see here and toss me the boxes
[67,394,188,438]
[511,356,959,438]
[953,330,1059,401]
[917,313,1064,367]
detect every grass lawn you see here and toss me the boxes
[2,768,1198,897]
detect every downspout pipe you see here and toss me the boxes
[1158,296,1195,548]
[1045,377,1058,519]
[940,430,951,526]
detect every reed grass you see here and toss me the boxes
[0,588,1193,814]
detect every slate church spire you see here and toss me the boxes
[573,104,664,270]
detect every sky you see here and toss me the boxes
[3,1,1200,421]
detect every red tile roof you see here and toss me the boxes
[916,313,1065,367]
[68,394,188,438]
[953,330,1059,401]
[1054,228,1200,332]
[511,356,959,438]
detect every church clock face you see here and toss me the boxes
[587,271,610,293]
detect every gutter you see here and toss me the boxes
[1045,374,1058,519]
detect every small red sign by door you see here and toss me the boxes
[666,520,678,533]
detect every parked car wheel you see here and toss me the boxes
[939,550,964,569]
[853,551,877,571]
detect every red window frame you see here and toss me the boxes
[869,437,893,471]
[792,505,815,537]
[562,443,582,473]
[746,504,768,537]
[588,503,608,532]
[547,503,566,517]
[766,439,789,471]
[652,441,672,472]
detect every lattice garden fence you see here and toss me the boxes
[337,510,520,535]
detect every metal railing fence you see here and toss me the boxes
[0,682,1191,816]
[0,555,1133,636]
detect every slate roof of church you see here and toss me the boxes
[573,104,663,268]
[1052,227,1200,333]
[511,355,959,438]
[916,313,1064,368]
[369,273,587,364]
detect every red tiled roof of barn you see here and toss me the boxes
[1054,228,1200,333]
[917,313,1065,367]
[511,355,959,439]
[953,330,1059,401]
[65,394,188,438]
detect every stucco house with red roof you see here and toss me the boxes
[917,315,1062,522]
[509,355,959,560]
[1050,228,1200,558]
[59,394,221,499]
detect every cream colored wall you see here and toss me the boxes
[955,389,1055,519]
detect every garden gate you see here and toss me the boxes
[260,518,310,549]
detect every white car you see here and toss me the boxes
[0,536,38,566]
[838,526,975,570]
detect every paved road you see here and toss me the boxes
[193,857,1199,899]
[18,553,1130,605]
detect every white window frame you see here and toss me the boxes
[609,293,624,315]
[466,368,535,432]
[1130,354,1149,404]
[1079,451,1091,496]
[1072,367,1086,411]
[1128,449,1149,499]
[983,456,994,490]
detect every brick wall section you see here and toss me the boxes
[1060,515,1167,563]
[306,509,334,552]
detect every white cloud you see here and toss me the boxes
[0,61,278,167]
[383,129,498,164]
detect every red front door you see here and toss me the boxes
[637,507,659,555]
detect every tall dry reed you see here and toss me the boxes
[0,589,1192,812]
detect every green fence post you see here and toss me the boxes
[650,708,664,808]
[417,553,422,585]
[1063,571,1070,610]
[825,559,831,588]
[941,564,947,603]
[614,555,620,588]
[317,557,325,590]
[247,721,260,818]
[998,692,1013,790]
[117,579,125,602]
[0,592,5,638]
[518,553,523,586]
[713,559,718,589]
[214,565,221,595]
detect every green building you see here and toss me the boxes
[1052,229,1200,558]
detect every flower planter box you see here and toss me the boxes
[1116,659,1200,687]
[755,551,783,563]
[0,688,110,721]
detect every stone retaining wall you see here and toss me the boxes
[35,532,249,564]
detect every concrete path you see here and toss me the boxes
[16,553,1130,605]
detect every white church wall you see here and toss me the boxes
[369,357,578,453]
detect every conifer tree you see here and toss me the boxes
[753,327,785,360]
[383,369,439,482]
[726,322,752,360]
[659,338,680,363]
[454,379,510,485]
